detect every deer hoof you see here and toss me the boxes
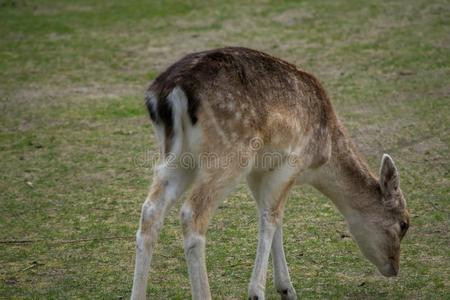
[278,287,297,300]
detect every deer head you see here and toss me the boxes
[347,154,410,277]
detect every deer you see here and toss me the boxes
[131,47,410,300]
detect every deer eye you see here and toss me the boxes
[400,221,408,232]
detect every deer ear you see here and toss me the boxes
[379,154,400,204]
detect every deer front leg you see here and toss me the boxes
[247,166,297,300]
[272,226,297,300]
[248,211,278,300]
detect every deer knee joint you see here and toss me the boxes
[141,201,159,225]
[183,233,205,258]
[261,211,281,227]
[180,203,194,226]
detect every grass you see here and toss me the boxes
[0,0,449,299]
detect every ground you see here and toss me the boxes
[0,0,449,299]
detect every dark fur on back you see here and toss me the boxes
[146,47,261,128]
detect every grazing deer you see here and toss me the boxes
[131,47,410,300]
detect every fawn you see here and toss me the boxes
[131,47,409,300]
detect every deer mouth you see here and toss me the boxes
[379,260,399,277]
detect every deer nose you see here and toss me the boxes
[381,261,398,277]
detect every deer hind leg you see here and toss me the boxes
[247,164,298,300]
[131,164,193,300]
[181,164,249,300]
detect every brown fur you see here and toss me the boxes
[270,178,296,223]
[148,47,334,166]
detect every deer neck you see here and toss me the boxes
[307,125,381,222]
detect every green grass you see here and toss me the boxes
[1,0,449,299]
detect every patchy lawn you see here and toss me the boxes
[0,0,449,298]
